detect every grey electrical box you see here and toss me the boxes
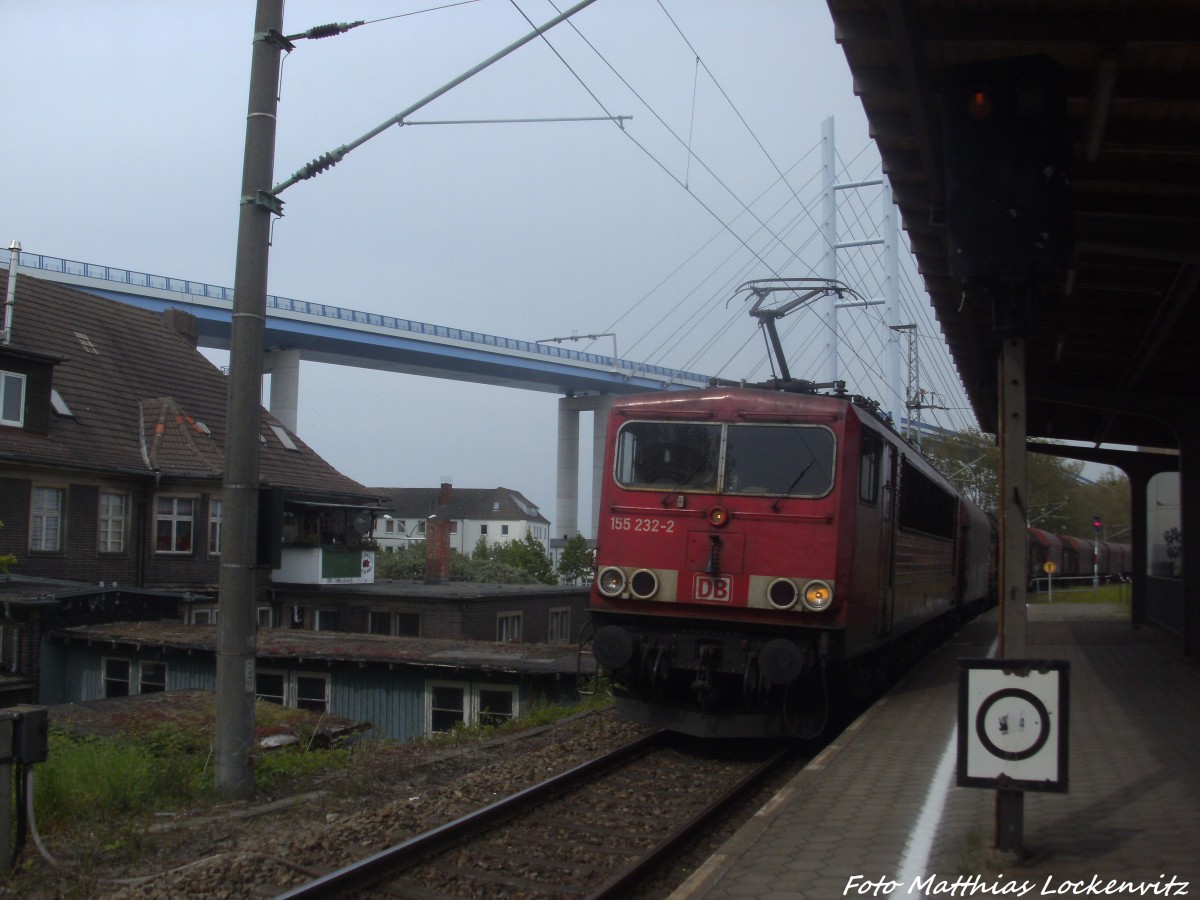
[5,705,49,764]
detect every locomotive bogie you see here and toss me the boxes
[592,617,826,738]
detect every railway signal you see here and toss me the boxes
[942,54,1072,285]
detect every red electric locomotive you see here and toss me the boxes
[587,383,994,738]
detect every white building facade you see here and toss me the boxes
[371,485,551,554]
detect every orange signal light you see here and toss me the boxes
[967,90,992,120]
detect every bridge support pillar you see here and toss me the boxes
[556,394,614,541]
[590,396,613,535]
[556,400,580,541]
[264,348,300,433]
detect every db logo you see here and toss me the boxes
[694,574,733,602]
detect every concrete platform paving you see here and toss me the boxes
[671,602,1200,899]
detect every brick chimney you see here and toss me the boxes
[162,308,199,349]
[424,481,453,584]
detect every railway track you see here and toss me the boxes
[275,731,793,899]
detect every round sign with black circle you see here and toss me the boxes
[957,660,1069,792]
[975,687,1050,760]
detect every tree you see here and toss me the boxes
[557,533,594,585]
[921,429,1106,537]
[1027,450,1085,535]
[375,542,426,580]
[492,532,556,585]
[1074,468,1131,540]
[921,428,998,514]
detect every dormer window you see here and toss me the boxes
[0,370,26,426]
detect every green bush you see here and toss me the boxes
[35,732,202,830]
[255,745,350,791]
[376,537,551,584]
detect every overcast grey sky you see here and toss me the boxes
[2,1,976,536]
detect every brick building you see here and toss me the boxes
[0,269,382,700]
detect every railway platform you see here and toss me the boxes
[670,603,1200,899]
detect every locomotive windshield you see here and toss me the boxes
[614,422,722,491]
[614,420,835,497]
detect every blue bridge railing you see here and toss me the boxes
[3,248,713,387]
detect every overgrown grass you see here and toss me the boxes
[31,689,614,841]
[35,731,203,831]
[414,683,615,749]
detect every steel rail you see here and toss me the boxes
[273,730,666,899]
[585,744,793,900]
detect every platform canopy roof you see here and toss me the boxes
[826,0,1200,451]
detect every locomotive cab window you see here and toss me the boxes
[615,419,834,497]
[723,424,834,497]
[615,421,721,491]
[859,429,882,504]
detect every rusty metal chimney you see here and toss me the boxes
[424,480,453,584]
[2,240,20,345]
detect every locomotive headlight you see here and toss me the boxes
[802,580,833,611]
[629,569,659,600]
[767,578,799,610]
[597,567,627,597]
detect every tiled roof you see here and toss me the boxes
[369,486,549,524]
[53,621,589,675]
[0,271,376,502]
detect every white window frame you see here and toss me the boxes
[255,669,329,713]
[155,495,196,554]
[98,491,128,553]
[31,485,65,552]
[294,672,330,713]
[0,371,26,427]
[256,606,273,628]
[192,607,218,625]
[425,681,520,735]
[315,609,339,632]
[208,497,223,556]
[475,684,519,728]
[496,612,523,643]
